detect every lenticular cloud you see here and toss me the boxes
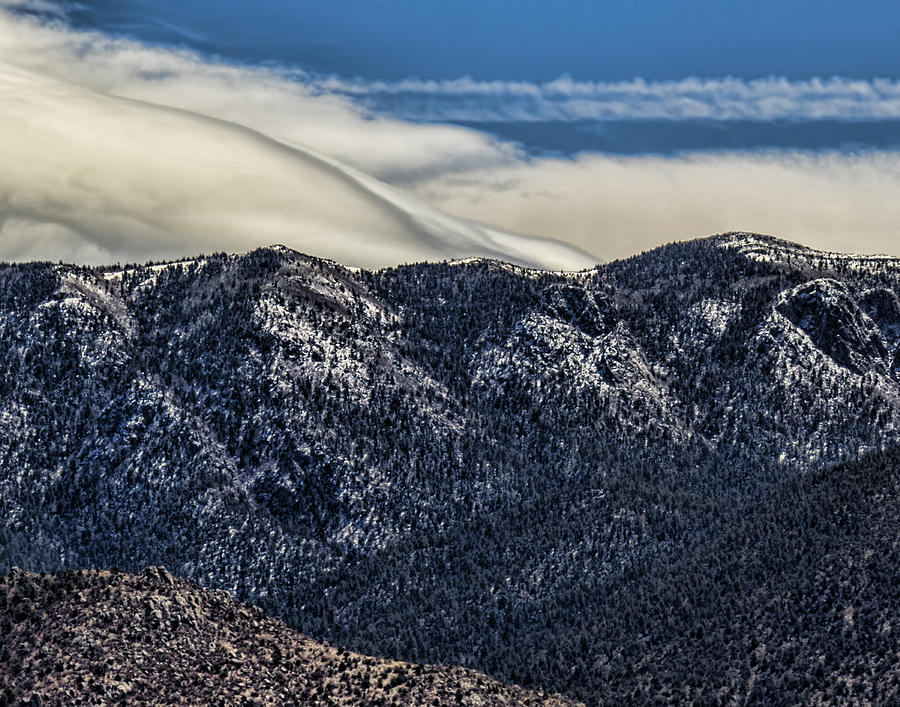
[0,11,595,269]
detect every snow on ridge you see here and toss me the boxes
[670,298,740,353]
[446,257,553,279]
[471,311,691,441]
[100,258,203,283]
[54,271,136,338]
[445,257,600,280]
[751,306,900,466]
[717,232,900,268]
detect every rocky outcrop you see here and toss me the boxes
[860,287,900,374]
[0,567,577,706]
[776,278,890,375]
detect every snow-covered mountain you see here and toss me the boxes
[1,233,899,703]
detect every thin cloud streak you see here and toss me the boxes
[0,0,72,18]
[324,74,900,123]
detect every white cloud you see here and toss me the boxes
[0,218,116,263]
[0,12,521,185]
[0,11,595,269]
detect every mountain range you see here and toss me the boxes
[1,232,899,703]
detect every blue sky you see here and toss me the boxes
[1,0,899,265]
[66,0,900,81]
[54,0,900,157]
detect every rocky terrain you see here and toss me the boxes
[0,567,576,705]
[1,232,899,702]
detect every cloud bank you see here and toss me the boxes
[0,57,593,269]
[410,150,900,262]
[0,11,522,184]
[0,9,899,268]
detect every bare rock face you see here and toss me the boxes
[860,287,900,374]
[0,567,578,707]
[541,284,616,338]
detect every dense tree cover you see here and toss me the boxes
[0,233,898,703]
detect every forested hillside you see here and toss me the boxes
[1,233,898,703]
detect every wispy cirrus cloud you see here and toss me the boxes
[323,74,900,123]
[0,0,80,19]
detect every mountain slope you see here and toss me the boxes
[1,233,899,702]
[0,567,576,706]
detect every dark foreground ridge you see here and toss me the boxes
[0,567,576,706]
